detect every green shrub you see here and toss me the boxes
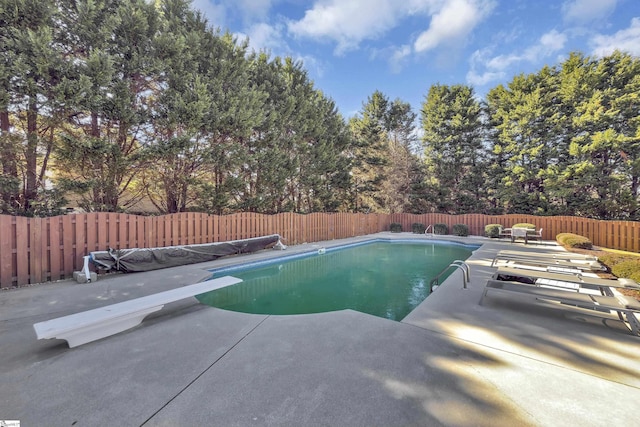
[610,259,640,283]
[599,253,634,268]
[433,223,448,235]
[598,254,640,285]
[390,223,403,232]
[411,223,426,234]
[512,223,536,230]
[556,233,592,249]
[452,224,469,237]
[484,224,502,238]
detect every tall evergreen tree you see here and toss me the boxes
[2,0,72,215]
[349,90,391,212]
[141,0,211,213]
[421,84,485,213]
[486,68,563,214]
[195,34,267,214]
[297,93,352,212]
[0,0,20,212]
[381,99,419,213]
[54,0,159,212]
[561,51,640,219]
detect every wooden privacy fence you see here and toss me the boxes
[0,212,638,288]
[0,212,387,288]
[388,213,640,253]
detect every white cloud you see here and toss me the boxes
[466,69,505,87]
[297,54,326,78]
[370,44,412,73]
[390,45,412,73]
[485,54,519,71]
[193,0,278,27]
[466,29,567,87]
[466,48,506,86]
[287,0,402,55]
[539,30,566,50]
[239,22,288,53]
[235,22,327,80]
[496,30,567,67]
[562,0,617,25]
[288,0,495,56]
[590,17,640,57]
[414,0,496,53]
[191,0,227,27]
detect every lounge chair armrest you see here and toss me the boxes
[616,295,640,311]
[618,278,640,289]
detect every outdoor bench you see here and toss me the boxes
[33,276,242,348]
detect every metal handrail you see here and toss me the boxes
[424,224,433,237]
[429,260,470,292]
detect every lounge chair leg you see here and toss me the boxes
[627,311,640,336]
[479,289,488,305]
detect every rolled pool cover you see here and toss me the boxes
[89,234,282,273]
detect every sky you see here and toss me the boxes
[191,0,640,118]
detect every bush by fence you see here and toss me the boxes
[484,224,502,238]
[411,223,425,234]
[390,223,403,232]
[1,212,639,288]
[452,224,469,237]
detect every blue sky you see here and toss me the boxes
[192,0,640,118]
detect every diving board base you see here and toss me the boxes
[56,306,163,348]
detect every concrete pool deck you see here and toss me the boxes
[1,232,638,426]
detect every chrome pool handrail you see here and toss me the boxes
[429,260,470,292]
[424,224,433,237]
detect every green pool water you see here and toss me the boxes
[196,241,474,320]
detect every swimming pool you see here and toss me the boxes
[196,239,477,320]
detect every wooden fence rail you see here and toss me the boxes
[1,212,638,288]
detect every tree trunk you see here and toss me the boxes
[91,111,100,138]
[24,99,39,211]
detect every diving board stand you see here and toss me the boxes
[33,276,242,348]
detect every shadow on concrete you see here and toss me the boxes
[144,310,536,426]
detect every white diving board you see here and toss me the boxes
[33,276,242,348]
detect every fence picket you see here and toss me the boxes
[29,218,43,284]
[0,216,12,286]
[49,217,61,282]
[75,215,85,272]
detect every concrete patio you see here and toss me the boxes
[1,233,638,426]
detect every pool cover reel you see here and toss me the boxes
[89,234,282,273]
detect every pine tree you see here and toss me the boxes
[562,52,640,219]
[53,0,159,212]
[381,99,419,213]
[421,84,485,213]
[349,91,391,212]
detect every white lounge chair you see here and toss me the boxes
[494,250,598,261]
[492,267,640,291]
[480,279,640,336]
[491,251,605,271]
